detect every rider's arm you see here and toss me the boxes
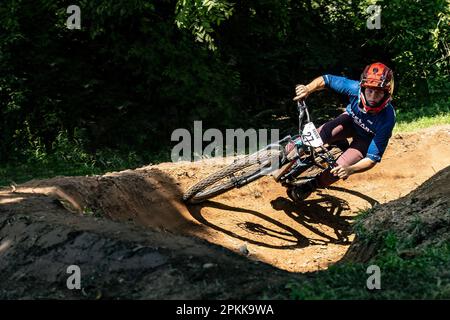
[322,75,360,97]
[306,76,326,93]
[294,75,360,100]
[347,157,376,174]
[330,157,376,179]
[293,76,326,101]
[367,115,396,162]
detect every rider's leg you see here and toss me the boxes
[291,112,353,149]
[317,112,356,144]
[287,113,357,202]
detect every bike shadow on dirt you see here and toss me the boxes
[188,201,311,249]
[269,185,381,244]
[323,186,380,207]
[187,189,364,249]
[270,195,353,245]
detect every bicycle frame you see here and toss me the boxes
[231,100,339,188]
[281,100,339,182]
[182,100,344,204]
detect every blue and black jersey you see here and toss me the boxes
[323,74,396,162]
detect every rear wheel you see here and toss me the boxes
[183,149,281,204]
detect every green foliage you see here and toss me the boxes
[0,128,170,186]
[175,0,234,50]
[279,203,450,299]
[283,235,450,300]
[363,0,450,110]
[394,103,450,133]
[0,0,449,182]
[394,113,450,133]
[82,206,103,218]
[352,207,375,241]
[0,0,240,163]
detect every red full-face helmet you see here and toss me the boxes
[360,62,394,113]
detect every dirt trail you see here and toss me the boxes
[1,125,448,277]
[0,194,294,299]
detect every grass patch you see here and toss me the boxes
[277,199,450,300]
[282,234,450,300]
[394,113,450,133]
[0,150,170,187]
[394,103,450,133]
[0,132,171,187]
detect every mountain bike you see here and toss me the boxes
[182,100,346,204]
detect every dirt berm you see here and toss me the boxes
[343,164,450,263]
[0,126,449,299]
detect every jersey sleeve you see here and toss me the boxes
[366,121,395,162]
[323,74,360,97]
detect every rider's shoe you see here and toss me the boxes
[287,179,318,203]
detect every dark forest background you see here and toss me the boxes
[0,0,448,183]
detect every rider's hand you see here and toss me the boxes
[293,84,310,101]
[330,165,354,179]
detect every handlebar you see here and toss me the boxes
[296,99,307,112]
[297,99,310,135]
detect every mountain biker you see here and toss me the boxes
[287,62,396,202]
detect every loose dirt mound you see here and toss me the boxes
[344,164,450,263]
[0,194,293,299]
[0,126,449,294]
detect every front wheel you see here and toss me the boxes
[183,149,282,204]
